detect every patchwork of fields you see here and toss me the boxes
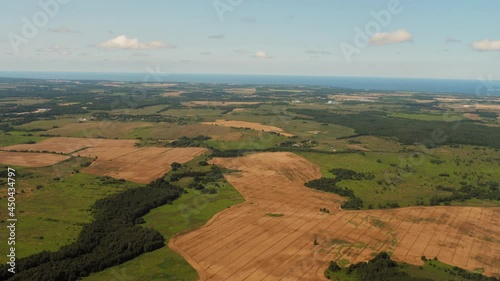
[1,80,500,280]
[0,137,207,183]
[171,152,500,280]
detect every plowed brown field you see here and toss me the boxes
[170,152,500,280]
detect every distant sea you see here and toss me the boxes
[1,71,499,96]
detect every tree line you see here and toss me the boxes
[305,168,373,209]
[0,178,184,281]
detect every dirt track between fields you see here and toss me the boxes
[170,152,500,280]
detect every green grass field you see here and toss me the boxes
[0,131,47,147]
[0,157,139,262]
[83,173,244,281]
[300,145,500,208]
[15,117,82,131]
[205,129,290,150]
[389,112,463,122]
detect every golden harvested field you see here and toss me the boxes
[1,137,207,183]
[435,97,471,103]
[77,147,207,184]
[328,94,378,102]
[413,99,436,103]
[464,113,481,121]
[171,152,500,280]
[162,90,185,97]
[202,120,295,137]
[0,151,69,167]
[474,104,500,111]
[226,88,257,95]
[141,83,177,88]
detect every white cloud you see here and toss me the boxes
[255,51,272,58]
[200,52,212,55]
[369,29,412,46]
[472,39,500,51]
[96,35,174,50]
[38,45,71,55]
[48,27,79,34]
[208,34,225,39]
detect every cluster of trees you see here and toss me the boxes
[169,165,225,194]
[91,112,198,124]
[0,123,13,131]
[421,256,499,281]
[431,181,500,206]
[448,266,499,281]
[326,252,432,281]
[330,168,375,181]
[289,109,500,149]
[476,111,498,119]
[188,165,225,194]
[171,135,211,147]
[305,168,372,209]
[211,149,247,158]
[0,178,184,281]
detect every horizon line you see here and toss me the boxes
[0,70,496,82]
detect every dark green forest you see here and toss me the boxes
[0,178,184,281]
[289,109,500,149]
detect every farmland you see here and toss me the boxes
[0,79,499,280]
[171,152,500,280]
[202,119,295,137]
[1,137,208,184]
[0,151,69,167]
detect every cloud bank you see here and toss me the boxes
[369,29,412,45]
[97,35,174,50]
[472,39,500,51]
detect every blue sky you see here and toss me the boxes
[1,0,500,79]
